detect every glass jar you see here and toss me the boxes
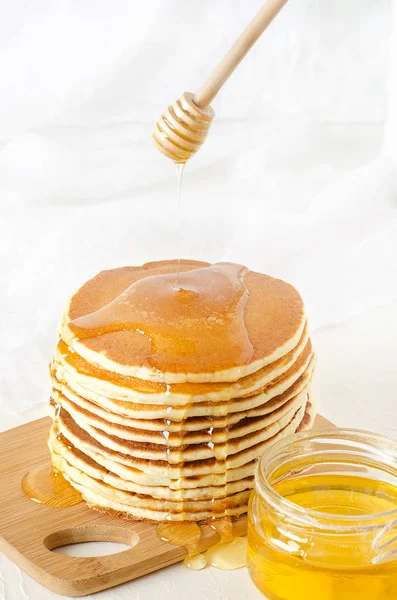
[247,429,397,600]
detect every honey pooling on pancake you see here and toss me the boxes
[70,263,254,376]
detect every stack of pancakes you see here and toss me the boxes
[48,260,316,522]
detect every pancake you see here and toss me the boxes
[50,355,314,431]
[48,259,315,522]
[60,260,306,383]
[49,401,309,521]
[297,397,316,431]
[55,398,305,463]
[49,427,257,490]
[50,429,254,500]
[51,342,314,421]
[52,323,309,404]
[51,401,307,478]
[51,387,308,447]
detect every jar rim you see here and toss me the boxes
[256,428,397,531]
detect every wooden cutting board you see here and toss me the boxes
[0,414,334,597]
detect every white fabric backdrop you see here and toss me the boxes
[1,1,397,599]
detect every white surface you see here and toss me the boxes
[1,1,397,599]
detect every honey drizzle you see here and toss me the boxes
[21,463,82,508]
[183,553,207,570]
[206,536,247,570]
[157,522,206,570]
[210,516,234,542]
[207,517,247,570]
[173,162,185,288]
[156,518,247,571]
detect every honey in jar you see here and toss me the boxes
[247,429,397,600]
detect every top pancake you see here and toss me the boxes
[60,260,305,383]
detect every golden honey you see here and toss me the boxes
[247,430,397,600]
[156,518,247,571]
[22,463,82,508]
[69,261,253,375]
[207,517,247,570]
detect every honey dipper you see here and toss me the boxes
[153,0,288,163]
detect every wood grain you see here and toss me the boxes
[0,414,335,597]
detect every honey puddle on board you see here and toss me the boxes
[157,522,207,570]
[207,517,247,570]
[156,518,247,571]
[21,463,82,508]
[21,465,248,573]
[21,462,247,574]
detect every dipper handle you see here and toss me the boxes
[195,0,288,108]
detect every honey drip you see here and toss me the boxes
[173,162,185,288]
[206,537,247,570]
[156,518,247,571]
[207,517,248,570]
[210,517,234,542]
[157,522,206,570]
[183,553,207,570]
[22,463,82,508]
[70,262,253,374]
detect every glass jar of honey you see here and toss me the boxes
[247,429,397,600]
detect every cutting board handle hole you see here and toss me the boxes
[44,525,140,557]
[53,541,132,557]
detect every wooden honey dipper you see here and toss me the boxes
[153,0,288,163]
